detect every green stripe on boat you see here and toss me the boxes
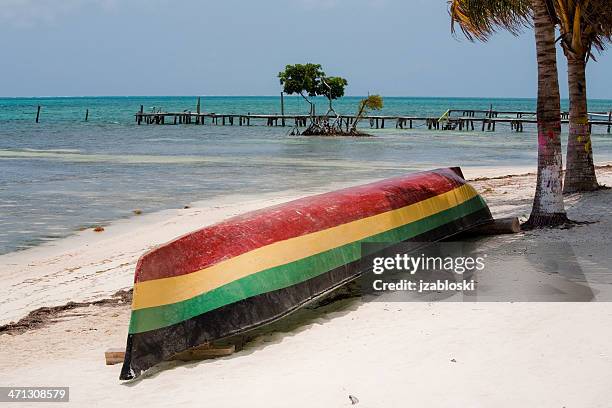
[129,195,487,333]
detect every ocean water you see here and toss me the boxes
[0,96,611,255]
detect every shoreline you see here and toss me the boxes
[2,163,610,326]
[0,165,536,251]
[2,163,610,327]
[1,166,612,407]
[0,165,536,333]
[0,175,392,326]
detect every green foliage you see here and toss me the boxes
[278,64,325,97]
[319,76,348,101]
[449,0,532,42]
[352,95,384,131]
[449,0,610,52]
[554,0,612,60]
[360,95,384,111]
[278,64,348,101]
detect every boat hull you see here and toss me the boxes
[120,167,492,380]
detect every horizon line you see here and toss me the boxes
[1,94,612,101]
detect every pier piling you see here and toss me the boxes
[280,92,285,127]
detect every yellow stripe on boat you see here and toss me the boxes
[132,183,478,310]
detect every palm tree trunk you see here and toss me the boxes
[563,57,599,192]
[525,0,568,227]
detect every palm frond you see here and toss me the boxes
[555,0,612,60]
[449,0,532,42]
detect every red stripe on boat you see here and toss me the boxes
[136,168,465,282]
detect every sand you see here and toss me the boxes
[0,166,533,326]
[1,166,612,407]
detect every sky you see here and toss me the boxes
[0,0,610,99]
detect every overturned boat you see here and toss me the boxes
[120,167,492,379]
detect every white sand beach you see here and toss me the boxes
[0,166,535,326]
[1,165,612,408]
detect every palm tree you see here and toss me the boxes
[450,0,569,227]
[554,0,612,192]
[527,0,569,226]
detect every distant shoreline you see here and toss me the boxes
[2,95,612,101]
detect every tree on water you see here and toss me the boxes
[351,95,384,132]
[450,0,569,227]
[278,63,325,117]
[279,64,353,135]
[278,64,348,117]
[319,76,348,116]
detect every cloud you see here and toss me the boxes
[0,0,118,28]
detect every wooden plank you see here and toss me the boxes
[105,348,126,365]
[104,344,235,365]
[173,344,236,361]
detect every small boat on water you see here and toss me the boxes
[120,167,492,380]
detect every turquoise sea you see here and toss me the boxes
[1,96,611,255]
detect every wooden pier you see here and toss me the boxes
[135,108,612,133]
